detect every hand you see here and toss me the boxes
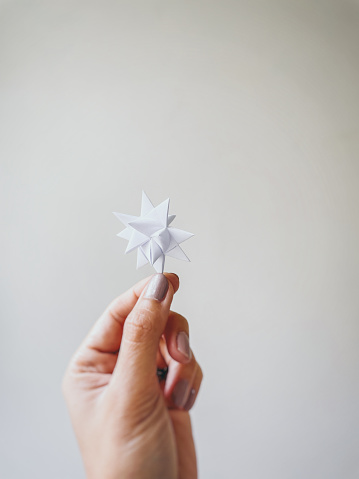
[62,273,203,479]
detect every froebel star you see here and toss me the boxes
[113,192,193,273]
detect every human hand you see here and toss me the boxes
[62,273,203,479]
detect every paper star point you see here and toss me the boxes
[114,192,193,273]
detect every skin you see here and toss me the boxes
[62,273,203,479]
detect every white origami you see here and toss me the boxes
[113,192,194,273]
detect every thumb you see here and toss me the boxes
[113,273,178,384]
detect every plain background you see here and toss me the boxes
[1,1,359,478]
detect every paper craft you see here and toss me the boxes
[113,192,193,273]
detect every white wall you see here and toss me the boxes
[1,1,359,478]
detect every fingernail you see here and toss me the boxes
[184,388,196,411]
[177,332,191,360]
[145,274,169,302]
[172,379,189,408]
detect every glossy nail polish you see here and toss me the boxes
[177,331,191,360]
[172,379,189,408]
[145,274,169,302]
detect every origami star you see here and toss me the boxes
[113,192,194,273]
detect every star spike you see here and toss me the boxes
[113,192,193,272]
[141,191,154,216]
[168,227,194,244]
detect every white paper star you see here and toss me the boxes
[113,192,194,273]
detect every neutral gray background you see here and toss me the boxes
[1,1,359,478]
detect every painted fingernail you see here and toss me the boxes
[184,388,196,411]
[172,379,189,408]
[145,274,169,302]
[177,332,191,360]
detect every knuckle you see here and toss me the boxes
[167,311,189,335]
[182,318,189,333]
[124,308,155,343]
[174,312,189,329]
[189,349,197,365]
[107,306,122,324]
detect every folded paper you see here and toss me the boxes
[113,192,194,273]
